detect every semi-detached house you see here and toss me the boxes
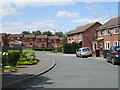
[67,22,102,51]
[93,16,120,51]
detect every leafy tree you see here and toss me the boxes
[62,36,68,43]
[22,31,31,35]
[42,31,53,36]
[32,30,41,35]
[54,32,64,37]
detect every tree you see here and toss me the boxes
[42,31,53,36]
[54,32,64,37]
[62,36,68,43]
[32,30,41,35]
[21,31,31,35]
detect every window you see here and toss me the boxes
[79,34,82,38]
[54,39,56,42]
[41,38,44,41]
[10,37,14,40]
[113,28,119,34]
[104,29,110,35]
[36,39,40,42]
[99,31,102,36]
[104,41,110,50]
[0,36,2,41]
[76,35,78,39]
[114,41,119,46]
[48,40,51,42]
[17,37,20,39]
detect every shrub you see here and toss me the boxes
[19,57,27,61]
[17,60,38,65]
[22,49,35,61]
[63,42,78,54]
[2,52,9,68]
[7,50,20,67]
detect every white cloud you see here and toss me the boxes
[71,16,110,25]
[56,10,80,18]
[0,2,75,18]
[0,20,70,34]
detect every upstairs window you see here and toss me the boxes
[41,38,44,41]
[99,31,102,36]
[48,40,51,42]
[17,37,20,40]
[79,34,82,38]
[113,28,119,34]
[104,29,110,35]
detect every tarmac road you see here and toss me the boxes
[13,52,118,88]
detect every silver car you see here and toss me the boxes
[76,47,92,58]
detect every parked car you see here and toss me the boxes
[76,47,92,58]
[106,46,120,65]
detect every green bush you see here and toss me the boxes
[22,49,35,61]
[17,60,38,65]
[2,52,9,67]
[63,42,78,54]
[19,57,27,61]
[7,50,20,67]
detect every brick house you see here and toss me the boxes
[48,36,63,48]
[67,22,102,50]
[0,33,8,47]
[23,34,36,47]
[8,34,23,46]
[93,17,120,51]
[35,35,48,48]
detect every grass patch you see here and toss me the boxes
[34,51,63,54]
[3,67,17,71]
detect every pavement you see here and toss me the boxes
[46,53,106,60]
[2,58,56,88]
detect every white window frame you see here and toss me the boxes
[113,41,119,46]
[41,38,44,41]
[104,41,110,50]
[104,29,110,35]
[48,40,51,42]
[79,34,82,38]
[113,28,119,34]
[99,31,102,36]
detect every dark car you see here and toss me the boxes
[106,46,120,65]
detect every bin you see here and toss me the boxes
[103,50,109,58]
[95,49,100,57]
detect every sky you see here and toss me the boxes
[0,1,119,34]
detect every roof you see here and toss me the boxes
[48,36,59,39]
[97,16,120,30]
[36,35,47,39]
[68,22,101,35]
[24,34,36,38]
[9,34,23,37]
[0,33,7,37]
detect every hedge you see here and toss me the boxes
[2,50,20,67]
[33,47,63,52]
[63,42,79,54]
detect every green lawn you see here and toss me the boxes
[34,51,63,54]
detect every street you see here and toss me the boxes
[13,53,118,88]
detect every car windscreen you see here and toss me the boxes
[82,48,90,52]
[114,46,120,51]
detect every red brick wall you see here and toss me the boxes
[82,23,101,50]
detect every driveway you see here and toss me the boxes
[13,52,118,88]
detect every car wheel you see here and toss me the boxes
[106,56,110,63]
[80,54,83,58]
[76,53,79,57]
[112,58,115,65]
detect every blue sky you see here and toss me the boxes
[1,2,118,34]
